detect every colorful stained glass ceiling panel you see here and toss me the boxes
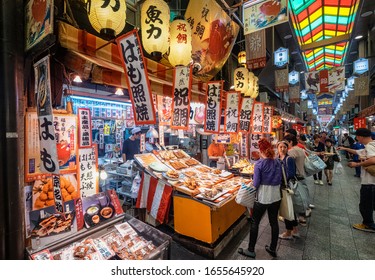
[290,0,359,46]
[302,41,349,71]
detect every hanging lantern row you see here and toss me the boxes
[234,67,258,98]
[140,0,192,67]
[87,0,127,38]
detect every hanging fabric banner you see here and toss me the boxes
[289,85,300,103]
[171,65,192,130]
[305,71,320,94]
[262,106,273,134]
[319,69,329,93]
[159,125,165,146]
[275,69,289,93]
[185,0,240,82]
[250,133,261,163]
[245,29,266,70]
[157,95,172,126]
[239,97,254,133]
[78,108,92,148]
[204,81,223,133]
[224,91,240,133]
[34,56,60,175]
[354,76,369,96]
[240,133,249,158]
[251,102,264,134]
[328,66,345,93]
[116,30,156,125]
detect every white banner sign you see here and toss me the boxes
[78,108,92,148]
[204,81,222,133]
[116,30,156,125]
[78,146,98,198]
[251,102,264,134]
[239,97,254,133]
[262,106,273,134]
[224,92,240,133]
[171,66,192,130]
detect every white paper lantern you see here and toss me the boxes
[234,67,249,94]
[168,18,192,67]
[238,51,247,65]
[141,0,170,56]
[87,0,127,38]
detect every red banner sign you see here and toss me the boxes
[354,117,367,130]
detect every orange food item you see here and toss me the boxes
[47,191,54,200]
[45,199,55,206]
[39,192,48,201]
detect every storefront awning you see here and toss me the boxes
[58,21,206,102]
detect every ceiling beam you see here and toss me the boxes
[300,34,351,51]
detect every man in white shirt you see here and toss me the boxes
[338,128,375,232]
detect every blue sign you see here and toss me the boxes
[274,47,289,67]
[354,58,368,74]
[289,70,299,85]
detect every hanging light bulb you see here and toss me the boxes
[73,75,82,83]
[238,51,247,66]
[115,88,124,95]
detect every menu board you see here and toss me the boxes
[77,145,99,198]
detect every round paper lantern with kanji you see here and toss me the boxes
[168,17,192,67]
[234,67,249,94]
[87,0,127,38]
[141,0,170,57]
[245,71,255,96]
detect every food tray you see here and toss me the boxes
[195,188,229,201]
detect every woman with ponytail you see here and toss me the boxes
[238,138,282,259]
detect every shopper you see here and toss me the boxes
[338,128,375,232]
[352,138,365,177]
[285,128,305,149]
[122,127,141,162]
[311,134,325,185]
[238,138,282,258]
[341,133,354,159]
[277,141,300,240]
[283,134,314,225]
[323,138,339,185]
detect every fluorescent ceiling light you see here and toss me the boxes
[361,11,373,17]
[355,35,363,40]
[284,34,292,39]
[73,75,82,83]
[115,88,124,95]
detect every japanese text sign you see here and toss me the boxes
[224,91,240,133]
[262,106,273,134]
[171,66,192,130]
[78,145,98,198]
[204,81,223,133]
[116,30,156,125]
[251,102,264,134]
[78,108,92,148]
[239,97,254,133]
[354,117,366,130]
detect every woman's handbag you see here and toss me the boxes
[364,165,375,176]
[235,183,256,208]
[304,153,327,177]
[279,162,294,220]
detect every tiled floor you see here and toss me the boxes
[169,157,375,260]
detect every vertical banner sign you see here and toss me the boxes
[319,69,329,93]
[78,108,92,148]
[239,97,254,133]
[157,95,172,126]
[140,134,146,152]
[354,117,367,130]
[78,145,98,198]
[204,81,222,133]
[275,69,289,93]
[224,91,240,133]
[245,29,266,70]
[171,65,192,130]
[251,102,264,134]
[159,125,165,146]
[116,30,156,125]
[328,66,345,93]
[289,85,300,103]
[52,175,63,212]
[354,76,369,96]
[262,106,273,134]
[240,133,249,158]
[305,71,320,94]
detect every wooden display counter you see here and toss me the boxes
[173,193,246,244]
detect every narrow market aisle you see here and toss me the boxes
[170,156,375,260]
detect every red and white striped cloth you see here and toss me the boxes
[136,173,172,224]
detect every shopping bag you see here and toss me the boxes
[304,153,327,177]
[364,165,375,176]
[292,180,309,214]
[334,162,344,175]
[235,183,256,208]
[279,189,294,221]
[332,153,341,162]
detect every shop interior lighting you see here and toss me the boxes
[355,35,363,40]
[115,88,124,96]
[99,170,108,180]
[361,11,373,17]
[73,75,82,83]
[68,95,131,107]
[289,0,360,71]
